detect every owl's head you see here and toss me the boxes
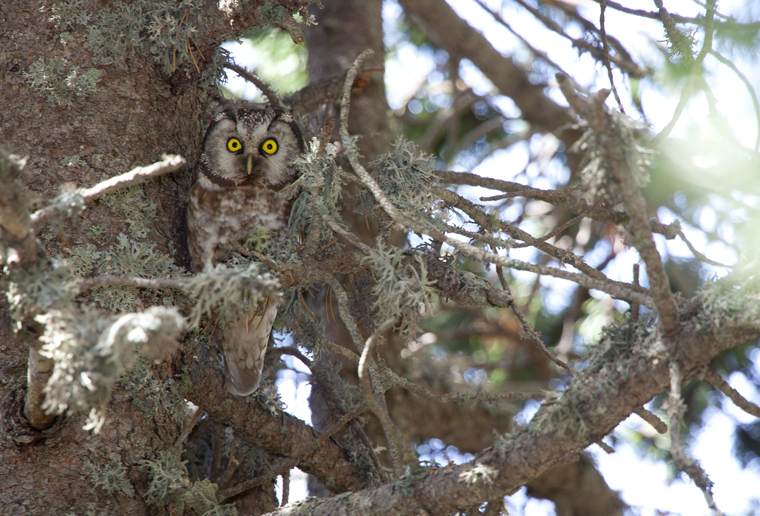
[199,107,304,188]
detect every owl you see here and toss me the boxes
[187,106,304,396]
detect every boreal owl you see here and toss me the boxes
[187,106,304,396]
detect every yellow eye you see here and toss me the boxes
[261,139,278,155]
[227,138,243,153]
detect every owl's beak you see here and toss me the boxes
[246,154,253,175]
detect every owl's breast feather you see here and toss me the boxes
[187,178,290,271]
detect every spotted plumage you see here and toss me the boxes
[187,106,303,396]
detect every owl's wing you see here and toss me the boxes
[215,299,278,396]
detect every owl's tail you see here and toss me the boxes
[216,299,278,396]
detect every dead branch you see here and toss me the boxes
[31,155,186,229]
[218,404,369,502]
[705,368,760,418]
[556,73,679,343]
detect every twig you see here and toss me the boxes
[499,263,576,377]
[511,0,646,78]
[271,346,313,369]
[704,368,760,418]
[677,229,732,268]
[280,13,305,45]
[599,0,626,113]
[317,237,339,255]
[327,285,336,324]
[668,360,718,510]
[511,208,591,248]
[438,187,653,307]
[186,38,201,75]
[479,184,583,202]
[556,73,679,343]
[595,440,615,454]
[359,318,412,479]
[298,290,318,321]
[218,436,238,487]
[173,404,204,448]
[588,0,745,27]
[321,271,413,477]
[630,263,640,321]
[231,241,291,271]
[280,469,290,507]
[31,155,186,229]
[318,329,544,405]
[633,406,668,434]
[647,0,716,148]
[349,90,655,308]
[217,404,368,502]
[172,11,189,73]
[473,0,570,77]
[397,376,545,405]
[75,275,184,292]
[224,62,285,110]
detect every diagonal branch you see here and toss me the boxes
[218,404,369,502]
[259,299,760,515]
[184,355,370,494]
[556,73,679,343]
[398,0,574,134]
[31,155,186,230]
[705,368,760,418]
[224,62,285,109]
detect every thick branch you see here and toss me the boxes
[185,357,368,493]
[218,404,369,501]
[261,300,760,515]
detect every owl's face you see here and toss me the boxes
[199,107,304,188]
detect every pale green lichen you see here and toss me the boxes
[397,468,428,496]
[38,305,185,432]
[365,244,436,338]
[572,113,652,204]
[120,354,188,425]
[85,457,135,497]
[369,138,438,217]
[66,243,102,277]
[251,378,285,415]
[87,225,108,243]
[93,234,185,311]
[139,449,237,515]
[5,259,74,327]
[101,183,158,240]
[184,261,280,327]
[23,57,103,108]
